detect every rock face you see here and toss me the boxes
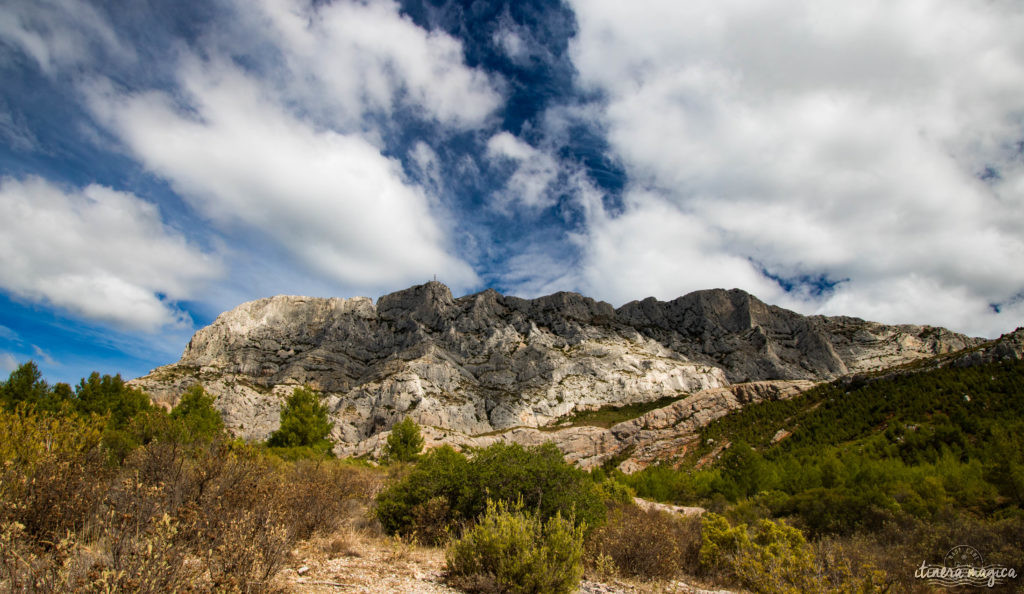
[951,327,1024,367]
[618,289,979,382]
[130,282,981,453]
[342,380,816,471]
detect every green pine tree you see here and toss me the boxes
[170,384,224,440]
[267,386,333,452]
[383,416,424,462]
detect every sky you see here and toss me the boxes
[1,0,1023,384]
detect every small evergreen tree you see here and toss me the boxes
[170,384,224,440]
[267,386,333,451]
[383,416,424,462]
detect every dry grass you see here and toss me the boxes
[0,420,385,594]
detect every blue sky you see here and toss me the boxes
[1,0,1023,384]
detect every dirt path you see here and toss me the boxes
[275,531,733,594]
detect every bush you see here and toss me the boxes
[267,386,333,452]
[587,503,701,579]
[376,442,605,544]
[376,445,471,543]
[700,512,845,594]
[0,406,109,544]
[466,443,605,530]
[383,416,425,463]
[445,500,584,594]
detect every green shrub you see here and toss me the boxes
[700,512,827,594]
[465,442,605,530]
[375,445,471,543]
[375,442,605,543]
[383,416,424,463]
[593,476,635,506]
[445,500,584,594]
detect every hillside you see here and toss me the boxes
[623,329,1024,528]
[130,282,980,459]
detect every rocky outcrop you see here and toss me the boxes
[337,380,815,471]
[617,289,979,382]
[130,282,981,452]
[951,327,1024,367]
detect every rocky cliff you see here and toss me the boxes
[130,282,981,456]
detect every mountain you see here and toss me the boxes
[130,282,981,462]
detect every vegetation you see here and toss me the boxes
[266,385,334,454]
[169,384,224,440]
[612,358,1024,591]
[376,442,605,544]
[3,352,1023,593]
[383,416,425,462]
[557,394,686,428]
[445,500,584,594]
[587,504,701,579]
[0,362,378,593]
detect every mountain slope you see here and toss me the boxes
[130,282,981,451]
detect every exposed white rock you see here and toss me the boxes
[129,282,981,458]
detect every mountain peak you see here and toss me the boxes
[134,283,983,452]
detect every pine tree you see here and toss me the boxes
[383,416,424,462]
[267,386,333,451]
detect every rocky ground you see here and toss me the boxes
[275,529,734,594]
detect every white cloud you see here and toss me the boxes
[0,325,18,342]
[0,177,221,331]
[0,0,131,74]
[568,0,1024,336]
[494,27,526,62]
[31,344,55,366]
[578,192,783,306]
[74,0,501,298]
[0,353,17,375]
[86,58,479,292]
[408,141,443,195]
[486,132,560,211]
[241,0,500,129]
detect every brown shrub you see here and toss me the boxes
[1,406,385,594]
[817,512,1024,593]
[586,504,701,579]
[280,460,381,541]
[410,496,454,546]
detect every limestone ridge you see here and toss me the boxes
[130,282,981,451]
[618,288,978,382]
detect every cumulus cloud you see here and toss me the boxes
[568,0,1024,336]
[576,191,784,305]
[86,58,479,292]
[486,132,560,211]
[238,0,500,129]
[74,0,501,297]
[0,177,221,331]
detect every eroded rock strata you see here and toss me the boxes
[130,282,981,462]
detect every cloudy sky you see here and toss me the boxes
[1,0,1023,383]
